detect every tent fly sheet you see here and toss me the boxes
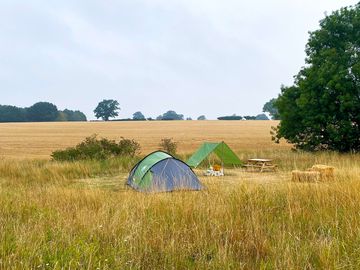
[186,142,242,168]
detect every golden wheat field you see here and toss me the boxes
[0,121,359,269]
[0,120,289,159]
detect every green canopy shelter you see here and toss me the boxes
[186,142,242,168]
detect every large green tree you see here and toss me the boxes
[274,3,360,152]
[94,99,120,121]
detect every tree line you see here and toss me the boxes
[217,114,270,120]
[0,98,274,123]
[0,102,87,122]
[94,99,274,121]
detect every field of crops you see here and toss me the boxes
[0,121,359,269]
[0,120,289,159]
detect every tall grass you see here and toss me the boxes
[0,157,138,187]
[0,151,359,269]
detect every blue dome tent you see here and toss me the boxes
[127,151,204,192]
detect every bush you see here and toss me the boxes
[118,138,141,157]
[52,135,141,161]
[159,138,178,156]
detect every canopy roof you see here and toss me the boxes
[186,142,242,168]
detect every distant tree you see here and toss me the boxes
[243,116,256,120]
[94,99,120,121]
[197,115,206,120]
[186,117,192,120]
[60,109,87,121]
[27,102,58,122]
[217,115,242,120]
[0,105,27,122]
[0,103,86,122]
[263,98,280,120]
[273,3,360,152]
[133,111,146,120]
[147,117,154,121]
[156,115,163,120]
[255,113,269,120]
[56,111,67,121]
[160,110,184,120]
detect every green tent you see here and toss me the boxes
[186,142,242,168]
[127,151,203,192]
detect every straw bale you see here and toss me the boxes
[309,164,335,180]
[292,170,320,182]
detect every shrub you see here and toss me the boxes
[52,135,141,161]
[159,138,178,156]
[118,138,141,157]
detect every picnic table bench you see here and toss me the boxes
[243,158,277,172]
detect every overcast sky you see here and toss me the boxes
[0,0,357,120]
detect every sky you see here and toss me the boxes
[0,0,357,120]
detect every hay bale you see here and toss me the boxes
[309,164,335,181]
[292,170,320,182]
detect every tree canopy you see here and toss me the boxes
[0,105,27,122]
[274,3,360,152]
[27,102,58,122]
[255,114,269,120]
[133,111,146,120]
[94,99,120,121]
[58,109,87,121]
[157,111,184,120]
[217,115,243,120]
[0,103,87,123]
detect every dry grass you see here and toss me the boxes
[291,170,321,182]
[0,121,359,269]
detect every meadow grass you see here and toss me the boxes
[0,150,359,269]
[0,121,359,269]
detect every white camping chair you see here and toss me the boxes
[204,165,224,177]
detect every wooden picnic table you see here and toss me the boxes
[244,158,277,172]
